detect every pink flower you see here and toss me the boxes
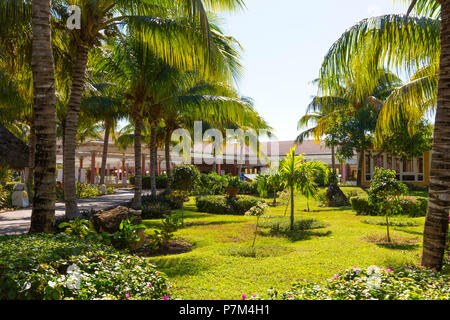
[164,295,168,300]
[242,294,246,300]
[388,268,392,273]
[148,283,152,287]
[332,274,339,280]
[125,293,130,299]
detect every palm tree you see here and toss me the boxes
[317,0,448,270]
[61,0,245,217]
[297,160,328,212]
[302,66,402,186]
[29,0,57,233]
[280,147,303,231]
[81,80,125,185]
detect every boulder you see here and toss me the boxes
[90,206,144,250]
[325,184,350,207]
[90,206,142,233]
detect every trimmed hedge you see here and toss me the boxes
[351,196,427,217]
[196,195,262,215]
[129,175,169,190]
[0,233,171,300]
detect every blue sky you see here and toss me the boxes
[222,0,410,141]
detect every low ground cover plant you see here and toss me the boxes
[259,217,326,235]
[249,265,449,300]
[0,233,171,300]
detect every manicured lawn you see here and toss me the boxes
[143,187,425,300]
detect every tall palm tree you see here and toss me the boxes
[81,80,125,185]
[29,0,57,233]
[303,66,402,186]
[317,0,448,270]
[61,0,245,217]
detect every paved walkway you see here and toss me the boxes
[0,189,135,235]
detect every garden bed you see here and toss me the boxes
[134,238,194,257]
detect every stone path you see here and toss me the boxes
[0,189,135,235]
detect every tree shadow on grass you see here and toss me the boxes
[143,219,243,229]
[181,220,244,228]
[392,228,423,237]
[148,255,210,277]
[313,207,352,212]
[376,243,420,251]
[259,229,332,242]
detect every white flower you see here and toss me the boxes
[48,281,57,288]
[67,264,81,274]
[366,276,382,289]
[66,264,82,290]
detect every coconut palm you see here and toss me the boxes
[81,80,126,185]
[30,0,57,233]
[58,0,245,217]
[317,0,448,270]
[300,67,402,186]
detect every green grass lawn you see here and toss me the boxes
[143,187,425,300]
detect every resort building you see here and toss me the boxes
[57,136,359,185]
[361,150,431,187]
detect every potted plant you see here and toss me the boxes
[226,176,241,198]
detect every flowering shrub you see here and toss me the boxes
[195,195,261,215]
[249,265,450,300]
[0,233,171,300]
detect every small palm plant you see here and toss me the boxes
[280,147,303,231]
[297,161,329,212]
[280,147,330,230]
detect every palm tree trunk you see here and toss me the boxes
[165,130,172,180]
[421,2,450,271]
[331,145,336,175]
[150,126,157,199]
[63,44,89,220]
[26,118,36,186]
[29,0,57,234]
[356,150,364,187]
[100,119,112,185]
[290,186,294,231]
[131,112,142,209]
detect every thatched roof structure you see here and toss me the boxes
[0,125,29,169]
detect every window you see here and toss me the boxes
[386,155,393,170]
[365,154,371,174]
[374,154,384,169]
[418,157,424,174]
[403,159,413,173]
[394,158,401,173]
